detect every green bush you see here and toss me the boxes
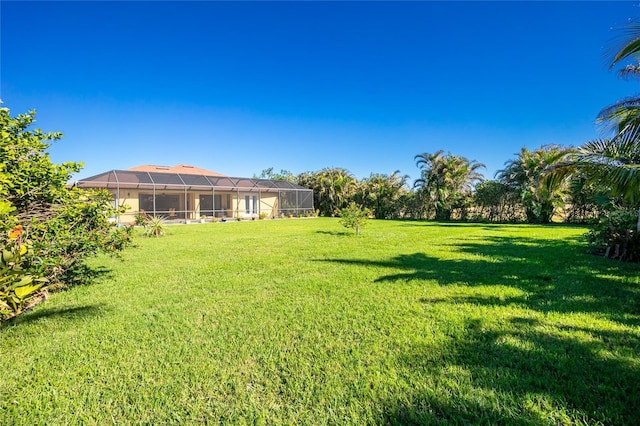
[0,107,134,321]
[0,225,47,318]
[142,216,167,237]
[585,207,640,262]
[134,213,147,226]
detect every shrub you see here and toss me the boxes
[142,216,167,237]
[585,207,640,262]
[339,202,371,235]
[0,107,134,320]
[134,214,147,226]
[0,225,47,318]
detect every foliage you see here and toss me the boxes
[585,207,640,261]
[142,215,167,237]
[414,150,485,221]
[497,145,571,223]
[338,202,371,235]
[134,213,147,226]
[597,21,640,135]
[254,167,296,183]
[2,220,639,424]
[297,168,357,216]
[0,225,46,319]
[549,134,640,212]
[0,109,78,213]
[561,174,606,224]
[543,17,640,260]
[355,171,408,219]
[588,19,640,234]
[472,180,524,222]
[23,190,133,283]
[0,106,133,311]
[395,191,423,219]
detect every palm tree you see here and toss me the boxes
[497,145,571,223]
[358,171,409,219]
[548,130,640,230]
[598,23,640,133]
[414,150,485,221]
[297,168,356,216]
[580,21,640,231]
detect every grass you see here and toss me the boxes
[1,218,640,424]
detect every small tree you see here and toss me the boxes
[339,202,371,235]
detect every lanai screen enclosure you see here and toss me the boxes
[73,165,314,224]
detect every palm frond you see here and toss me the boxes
[609,23,640,70]
[618,63,640,80]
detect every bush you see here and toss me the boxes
[134,214,147,226]
[585,207,640,262]
[142,216,167,237]
[0,225,47,318]
[0,107,134,321]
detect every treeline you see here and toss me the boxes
[259,144,604,224]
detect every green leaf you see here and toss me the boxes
[14,282,42,299]
[2,249,14,264]
[0,200,15,215]
[16,275,33,286]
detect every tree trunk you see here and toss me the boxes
[637,206,640,232]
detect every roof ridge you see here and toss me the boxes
[127,164,227,176]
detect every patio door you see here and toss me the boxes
[245,195,257,215]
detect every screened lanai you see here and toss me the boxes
[73,169,314,224]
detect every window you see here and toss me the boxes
[139,194,180,214]
[214,194,231,209]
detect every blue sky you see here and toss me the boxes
[1,1,638,183]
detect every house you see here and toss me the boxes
[73,164,314,224]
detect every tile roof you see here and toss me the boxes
[127,164,226,176]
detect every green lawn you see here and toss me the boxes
[2,218,640,424]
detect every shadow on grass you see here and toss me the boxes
[315,230,352,237]
[4,304,106,327]
[384,316,640,424]
[319,234,640,325]
[319,233,640,422]
[61,264,114,287]
[2,265,113,329]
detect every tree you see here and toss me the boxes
[561,173,605,224]
[356,171,409,219]
[473,180,523,222]
[597,22,640,135]
[339,202,371,235]
[254,167,296,183]
[414,150,485,221]
[0,107,132,320]
[545,21,640,233]
[497,145,570,223]
[594,22,640,231]
[297,168,356,216]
